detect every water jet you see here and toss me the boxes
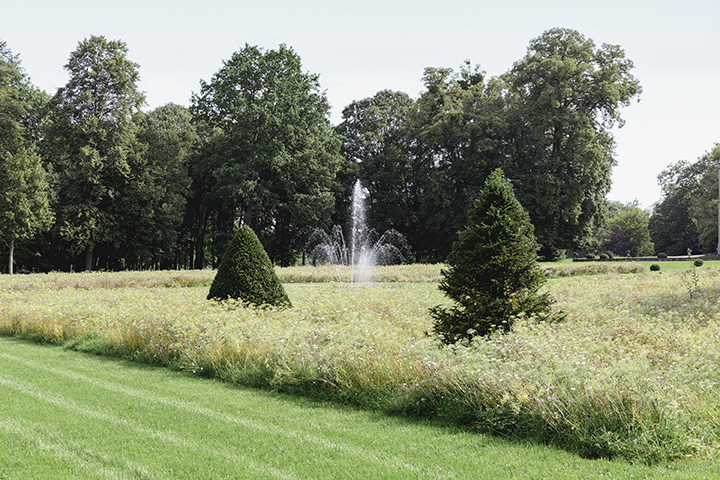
[306,180,412,283]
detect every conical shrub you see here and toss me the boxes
[431,168,560,343]
[207,225,291,308]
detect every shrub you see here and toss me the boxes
[207,225,291,307]
[605,251,615,259]
[650,264,661,271]
[657,252,667,259]
[694,259,704,267]
[599,252,609,260]
[431,168,560,343]
[586,253,596,260]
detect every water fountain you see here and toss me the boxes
[306,180,412,283]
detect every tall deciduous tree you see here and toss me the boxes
[45,35,145,271]
[337,90,415,237]
[649,192,698,256]
[0,152,53,274]
[600,201,654,257]
[650,145,720,255]
[0,41,53,274]
[191,44,343,266]
[504,28,641,259]
[113,103,194,268]
[409,63,508,261]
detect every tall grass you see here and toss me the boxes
[0,261,646,293]
[2,267,720,462]
[0,264,441,292]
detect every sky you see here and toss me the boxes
[2,0,719,209]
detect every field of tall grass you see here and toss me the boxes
[1,262,719,464]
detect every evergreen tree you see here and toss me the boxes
[431,169,558,343]
[208,225,291,308]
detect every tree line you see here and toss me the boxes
[12,27,710,274]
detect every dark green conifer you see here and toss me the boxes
[207,225,291,307]
[431,168,559,343]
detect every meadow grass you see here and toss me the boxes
[1,259,672,293]
[2,265,720,464]
[5,336,718,479]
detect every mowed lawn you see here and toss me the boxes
[0,337,716,480]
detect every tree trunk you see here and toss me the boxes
[194,212,208,270]
[84,247,93,272]
[8,238,14,275]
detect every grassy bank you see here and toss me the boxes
[2,266,720,463]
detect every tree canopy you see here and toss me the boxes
[0,41,52,274]
[338,29,641,261]
[0,30,663,273]
[45,35,145,271]
[337,90,416,238]
[191,44,344,266]
[650,145,720,255]
[503,28,642,259]
[600,201,654,257]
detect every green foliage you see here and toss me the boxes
[407,62,508,261]
[504,28,641,258]
[601,201,654,257]
[651,145,720,255]
[0,149,53,272]
[208,225,290,307]
[431,169,559,343]
[650,264,661,271]
[191,44,343,266]
[338,29,641,262]
[694,259,704,267]
[657,252,668,258]
[337,90,415,238]
[0,42,53,274]
[45,35,145,270]
[649,192,698,256]
[114,103,195,268]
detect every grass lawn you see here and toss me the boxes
[1,336,718,480]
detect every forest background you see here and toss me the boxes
[1,26,718,274]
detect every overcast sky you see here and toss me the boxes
[3,0,719,209]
